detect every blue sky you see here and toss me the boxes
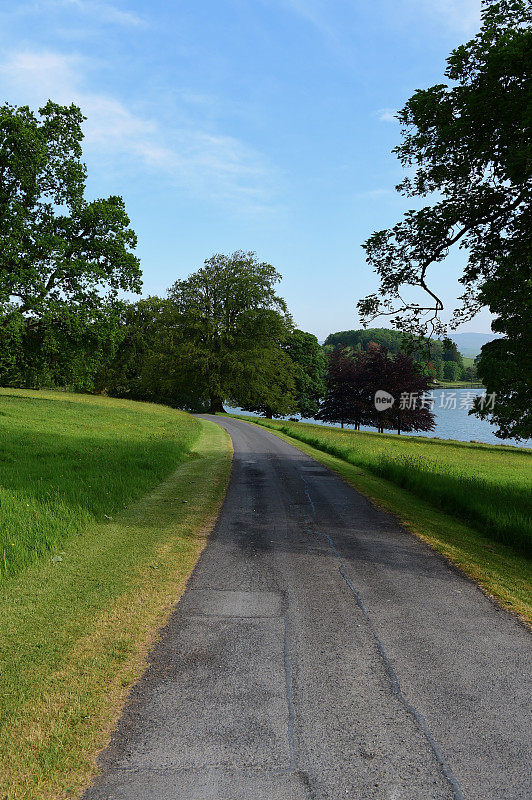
[1,0,491,339]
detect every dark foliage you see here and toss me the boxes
[317,345,435,434]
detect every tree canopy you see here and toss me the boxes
[317,345,435,434]
[474,245,532,438]
[282,330,327,418]
[164,251,294,413]
[323,327,464,382]
[356,0,531,437]
[0,101,141,389]
[0,102,141,326]
[358,0,531,339]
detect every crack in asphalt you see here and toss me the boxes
[283,609,297,771]
[301,480,465,800]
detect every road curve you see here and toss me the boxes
[85,415,531,800]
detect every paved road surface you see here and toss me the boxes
[85,416,531,800]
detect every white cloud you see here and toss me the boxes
[415,0,481,33]
[280,0,332,36]
[356,188,395,199]
[33,0,146,27]
[377,108,397,123]
[276,0,481,37]
[0,50,276,210]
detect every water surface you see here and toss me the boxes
[230,389,531,449]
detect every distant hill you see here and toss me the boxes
[448,332,501,358]
[324,328,501,360]
[323,328,461,362]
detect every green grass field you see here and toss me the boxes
[0,390,232,799]
[233,417,531,555]
[0,389,203,579]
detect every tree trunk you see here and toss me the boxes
[209,396,226,414]
[265,407,273,419]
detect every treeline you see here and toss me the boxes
[98,252,327,417]
[1,99,527,440]
[324,329,477,383]
[1,246,439,435]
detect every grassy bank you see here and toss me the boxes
[233,417,531,555]
[0,391,232,799]
[232,416,531,623]
[0,389,206,579]
[435,380,484,388]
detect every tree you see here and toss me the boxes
[317,345,435,434]
[6,301,124,391]
[316,348,359,429]
[463,364,478,381]
[282,330,327,418]
[357,0,531,434]
[239,351,297,418]
[387,353,436,435]
[324,328,462,362]
[98,297,176,402]
[431,359,445,381]
[443,361,461,382]
[474,249,532,438]
[324,328,406,354]
[0,101,141,385]
[360,346,435,434]
[324,328,462,385]
[167,252,294,414]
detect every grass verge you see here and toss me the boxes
[0,389,205,579]
[230,416,531,625]
[0,400,232,800]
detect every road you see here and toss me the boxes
[85,415,531,800]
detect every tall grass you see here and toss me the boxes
[239,417,532,556]
[0,390,200,579]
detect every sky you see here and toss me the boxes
[0,0,492,340]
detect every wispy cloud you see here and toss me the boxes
[0,50,277,211]
[414,0,481,33]
[356,187,396,199]
[30,0,146,28]
[279,0,333,37]
[275,0,481,37]
[377,108,397,123]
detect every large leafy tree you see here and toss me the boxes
[377,351,436,436]
[100,296,212,410]
[317,345,435,434]
[316,348,361,429]
[1,300,124,391]
[0,101,141,368]
[282,329,327,418]
[357,0,531,435]
[167,251,294,413]
[474,246,532,438]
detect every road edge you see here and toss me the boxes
[231,416,531,629]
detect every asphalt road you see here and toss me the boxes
[85,415,531,800]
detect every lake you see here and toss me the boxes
[230,388,531,449]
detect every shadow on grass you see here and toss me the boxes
[0,395,198,579]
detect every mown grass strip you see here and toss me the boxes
[0,389,202,579]
[230,416,531,625]
[231,416,531,556]
[0,417,232,800]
